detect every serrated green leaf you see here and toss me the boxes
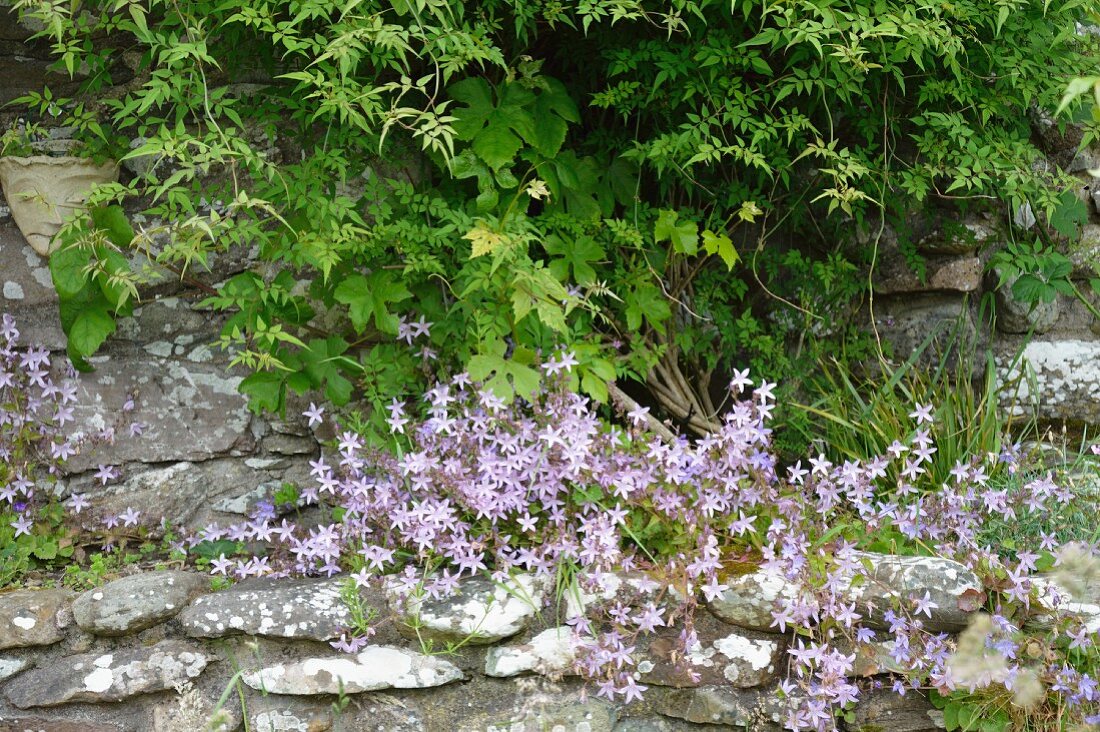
[654,209,698,255]
[333,271,412,334]
[702,229,739,270]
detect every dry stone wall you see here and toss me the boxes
[0,553,997,732]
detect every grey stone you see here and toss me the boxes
[484,626,579,678]
[392,574,544,645]
[656,687,785,730]
[1065,224,1100,278]
[261,432,317,456]
[65,355,255,471]
[0,655,29,681]
[870,294,979,376]
[211,481,306,516]
[180,576,375,640]
[613,719,715,732]
[915,218,995,256]
[63,457,313,536]
[456,697,617,732]
[849,688,946,731]
[874,256,982,295]
[995,339,1100,425]
[707,567,798,631]
[5,640,209,708]
[994,270,1059,334]
[72,570,207,635]
[842,551,983,632]
[637,612,782,689]
[0,588,70,650]
[242,645,463,695]
[0,719,123,732]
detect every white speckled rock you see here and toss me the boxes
[180,577,375,640]
[4,640,209,708]
[484,626,581,677]
[0,656,29,682]
[707,568,800,632]
[390,574,544,645]
[242,645,462,694]
[638,613,783,689]
[842,551,983,632]
[72,570,207,636]
[0,588,71,650]
[995,340,1100,424]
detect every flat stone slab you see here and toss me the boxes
[392,574,543,645]
[484,626,580,677]
[657,686,786,730]
[0,589,70,650]
[5,640,209,708]
[242,645,463,694]
[73,570,207,636]
[843,551,982,632]
[180,577,373,640]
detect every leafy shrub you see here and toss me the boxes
[11,0,1098,427]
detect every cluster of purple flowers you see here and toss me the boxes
[183,350,1100,729]
[1,314,140,543]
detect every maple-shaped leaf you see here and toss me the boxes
[333,271,412,335]
[450,78,536,170]
[545,234,604,285]
[530,77,580,158]
[702,228,739,270]
[464,224,510,258]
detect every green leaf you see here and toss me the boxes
[68,306,116,359]
[300,337,355,405]
[545,234,604,285]
[239,371,287,414]
[333,271,412,335]
[702,229,739,270]
[654,209,698,255]
[467,341,541,400]
[450,79,537,171]
[50,245,90,299]
[90,205,135,249]
[625,282,672,333]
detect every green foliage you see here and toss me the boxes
[49,205,138,370]
[14,0,1099,423]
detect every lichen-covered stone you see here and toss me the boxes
[242,646,463,695]
[849,688,946,731]
[180,576,373,640]
[456,697,617,732]
[0,656,29,681]
[0,588,70,650]
[5,640,209,708]
[656,687,786,730]
[484,626,579,677]
[72,570,207,636]
[842,551,982,632]
[391,574,544,645]
[874,256,982,295]
[638,614,782,689]
[995,340,1100,425]
[707,567,799,631]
